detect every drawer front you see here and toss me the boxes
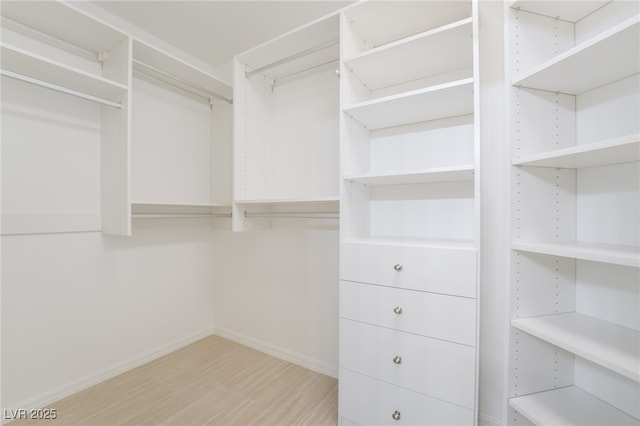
[340,242,476,297]
[340,280,476,346]
[339,319,476,409]
[339,369,474,426]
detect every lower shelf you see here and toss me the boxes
[511,312,640,382]
[509,386,640,426]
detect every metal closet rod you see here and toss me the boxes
[245,38,339,79]
[132,213,231,219]
[244,211,339,219]
[0,69,122,109]
[133,59,233,105]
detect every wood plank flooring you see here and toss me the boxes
[9,336,338,426]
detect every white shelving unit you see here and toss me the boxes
[1,1,131,236]
[339,1,480,424]
[232,13,340,231]
[507,1,640,424]
[1,2,233,236]
[130,39,233,227]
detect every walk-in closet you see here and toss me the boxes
[1,1,638,425]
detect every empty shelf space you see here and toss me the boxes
[344,166,474,186]
[344,18,473,91]
[509,0,610,22]
[1,43,127,101]
[133,39,232,101]
[235,197,339,207]
[512,240,640,268]
[512,16,639,95]
[344,1,471,52]
[510,386,640,426]
[512,312,640,382]
[344,78,474,130]
[513,134,640,168]
[132,202,230,208]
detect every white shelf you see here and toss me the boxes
[512,240,640,268]
[344,78,474,130]
[1,43,127,101]
[509,0,610,22]
[237,13,339,80]
[343,237,476,251]
[510,386,640,426]
[132,202,230,208]
[235,197,339,207]
[133,39,232,100]
[512,312,640,382]
[513,16,640,95]
[344,18,472,92]
[513,134,640,168]
[1,1,126,54]
[344,1,471,51]
[344,165,474,186]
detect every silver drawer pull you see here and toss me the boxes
[393,355,402,365]
[393,263,403,271]
[392,410,401,421]
[393,306,403,315]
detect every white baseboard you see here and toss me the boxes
[213,327,338,379]
[2,327,215,423]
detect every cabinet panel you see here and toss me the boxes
[340,280,476,346]
[339,369,474,426]
[340,319,476,409]
[340,242,476,297]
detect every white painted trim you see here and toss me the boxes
[1,327,215,422]
[213,327,338,379]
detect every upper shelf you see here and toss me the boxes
[513,134,640,168]
[237,12,339,81]
[512,16,639,95]
[510,386,640,426]
[512,312,640,382]
[1,1,127,54]
[344,166,474,186]
[512,240,640,268]
[344,78,474,130]
[133,39,232,101]
[344,18,473,92]
[1,42,127,103]
[509,0,610,22]
[343,1,471,53]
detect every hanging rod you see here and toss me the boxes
[273,59,339,87]
[244,211,339,219]
[133,59,233,105]
[0,69,122,108]
[245,38,339,79]
[132,213,231,219]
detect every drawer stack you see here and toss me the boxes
[338,1,479,423]
[339,242,477,425]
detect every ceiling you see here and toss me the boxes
[92,1,352,71]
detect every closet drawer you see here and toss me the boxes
[340,280,476,346]
[339,319,475,409]
[340,242,476,297]
[339,369,474,426]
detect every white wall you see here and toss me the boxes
[1,225,218,410]
[211,227,339,378]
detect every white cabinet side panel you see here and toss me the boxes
[508,328,574,398]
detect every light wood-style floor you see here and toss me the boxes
[10,336,338,426]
